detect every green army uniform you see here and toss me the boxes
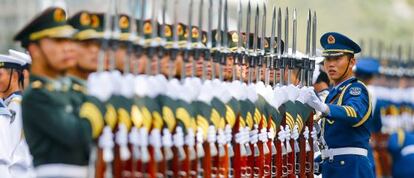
[14,7,104,177]
[67,11,108,120]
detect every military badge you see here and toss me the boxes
[232,33,238,43]
[119,16,129,29]
[192,27,199,38]
[327,35,335,44]
[164,25,172,37]
[144,22,152,34]
[349,87,362,96]
[53,8,66,22]
[90,15,100,28]
[177,24,184,35]
[80,12,91,26]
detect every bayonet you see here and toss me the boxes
[146,0,159,75]
[206,0,214,80]
[181,0,194,80]
[302,9,311,87]
[156,0,168,74]
[234,0,243,81]
[290,8,298,86]
[270,6,276,55]
[219,0,229,82]
[270,5,277,85]
[308,11,317,86]
[215,0,223,81]
[253,2,259,83]
[196,0,205,80]
[260,1,267,84]
[284,7,290,85]
[97,0,115,72]
[305,10,311,56]
[169,0,180,80]
[139,0,147,46]
[276,7,282,85]
[292,8,297,57]
[124,0,140,74]
[311,11,317,57]
[246,0,253,84]
[109,0,120,72]
[184,0,194,79]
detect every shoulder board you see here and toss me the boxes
[30,80,44,89]
[347,81,368,96]
[72,83,87,93]
[10,97,22,105]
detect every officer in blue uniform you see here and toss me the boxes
[304,32,374,178]
[354,57,381,177]
[388,130,414,178]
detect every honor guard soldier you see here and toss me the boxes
[0,55,16,178]
[0,52,35,177]
[14,7,104,178]
[354,56,381,177]
[388,130,414,178]
[302,32,374,178]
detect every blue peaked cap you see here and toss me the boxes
[320,32,361,57]
[355,57,380,75]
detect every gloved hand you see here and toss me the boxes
[305,88,329,114]
[296,86,311,104]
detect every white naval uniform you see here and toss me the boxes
[0,99,12,178]
[4,92,35,178]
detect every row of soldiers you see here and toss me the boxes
[351,51,414,178]
[10,0,324,177]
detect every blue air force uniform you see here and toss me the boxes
[355,56,381,177]
[388,130,414,178]
[318,32,374,178]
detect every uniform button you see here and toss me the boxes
[340,161,345,165]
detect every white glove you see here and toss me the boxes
[286,84,300,101]
[296,86,310,104]
[305,88,329,114]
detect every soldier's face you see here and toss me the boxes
[156,54,170,76]
[224,56,234,81]
[283,68,300,85]
[195,56,205,78]
[73,39,101,72]
[184,56,195,77]
[324,55,355,82]
[115,45,127,71]
[241,63,251,82]
[0,68,19,93]
[37,38,77,72]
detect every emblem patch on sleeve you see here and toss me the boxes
[349,87,362,96]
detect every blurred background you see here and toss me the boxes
[1,0,414,58]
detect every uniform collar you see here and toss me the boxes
[68,76,87,87]
[333,77,356,91]
[3,91,22,106]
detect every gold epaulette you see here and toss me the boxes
[30,80,43,89]
[72,83,87,93]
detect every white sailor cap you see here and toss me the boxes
[0,54,26,69]
[8,49,32,65]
